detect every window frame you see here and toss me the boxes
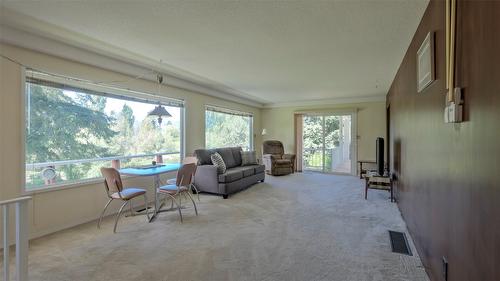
[204,105,254,151]
[21,68,185,194]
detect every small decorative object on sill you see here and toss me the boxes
[41,167,57,182]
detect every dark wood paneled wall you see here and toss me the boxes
[387,0,500,280]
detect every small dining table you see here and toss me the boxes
[120,163,180,222]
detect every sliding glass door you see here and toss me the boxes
[302,115,323,171]
[302,113,355,174]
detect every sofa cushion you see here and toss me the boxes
[242,167,255,177]
[216,147,237,168]
[194,148,216,165]
[211,152,227,174]
[218,169,243,183]
[241,151,258,166]
[270,166,293,176]
[231,147,243,166]
[275,159,292,165]
[254,165,265,174]
[230,166,255,177]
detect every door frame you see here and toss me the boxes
[300,109,357,176]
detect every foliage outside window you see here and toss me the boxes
[205,107,253,151]
[302,115,343,169]
[25,74,183,190]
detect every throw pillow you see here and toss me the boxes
[240,151,258,166]
[211,152,227,174]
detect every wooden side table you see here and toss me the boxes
[365,172,394,202]
[357,160,376,179]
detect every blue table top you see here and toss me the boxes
[119,163,180,176]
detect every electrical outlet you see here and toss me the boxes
[442,257,448,281]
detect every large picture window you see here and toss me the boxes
[205,106,253,150]
[24,71,184,190]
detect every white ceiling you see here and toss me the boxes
[1,0,428,107]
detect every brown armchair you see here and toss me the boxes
[262,140,296,176]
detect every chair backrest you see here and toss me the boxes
[176,163,197,187]
[100,167,123,194]
[262,140,284,156]
[182,156,198,165]
[183,156,198,173]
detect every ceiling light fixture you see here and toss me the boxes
[148,74,171,126]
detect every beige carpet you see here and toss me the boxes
[24,173,428,281]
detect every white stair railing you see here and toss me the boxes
[1,196,31,281]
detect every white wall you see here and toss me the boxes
[0,42,262,242]
[261,102,387,163]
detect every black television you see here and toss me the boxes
[376,137,384,176]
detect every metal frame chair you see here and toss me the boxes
[157,163,198,223]
[166,156,200,201]
[98,167,150,233]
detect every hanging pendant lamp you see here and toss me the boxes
[148,74,171,125]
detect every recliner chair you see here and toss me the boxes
[262,140,296,176]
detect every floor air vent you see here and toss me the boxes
[388,230,412,256]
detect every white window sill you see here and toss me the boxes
[22,174,145,195]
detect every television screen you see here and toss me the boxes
[376,137,384,176]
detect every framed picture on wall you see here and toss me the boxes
[416,32,435,93]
